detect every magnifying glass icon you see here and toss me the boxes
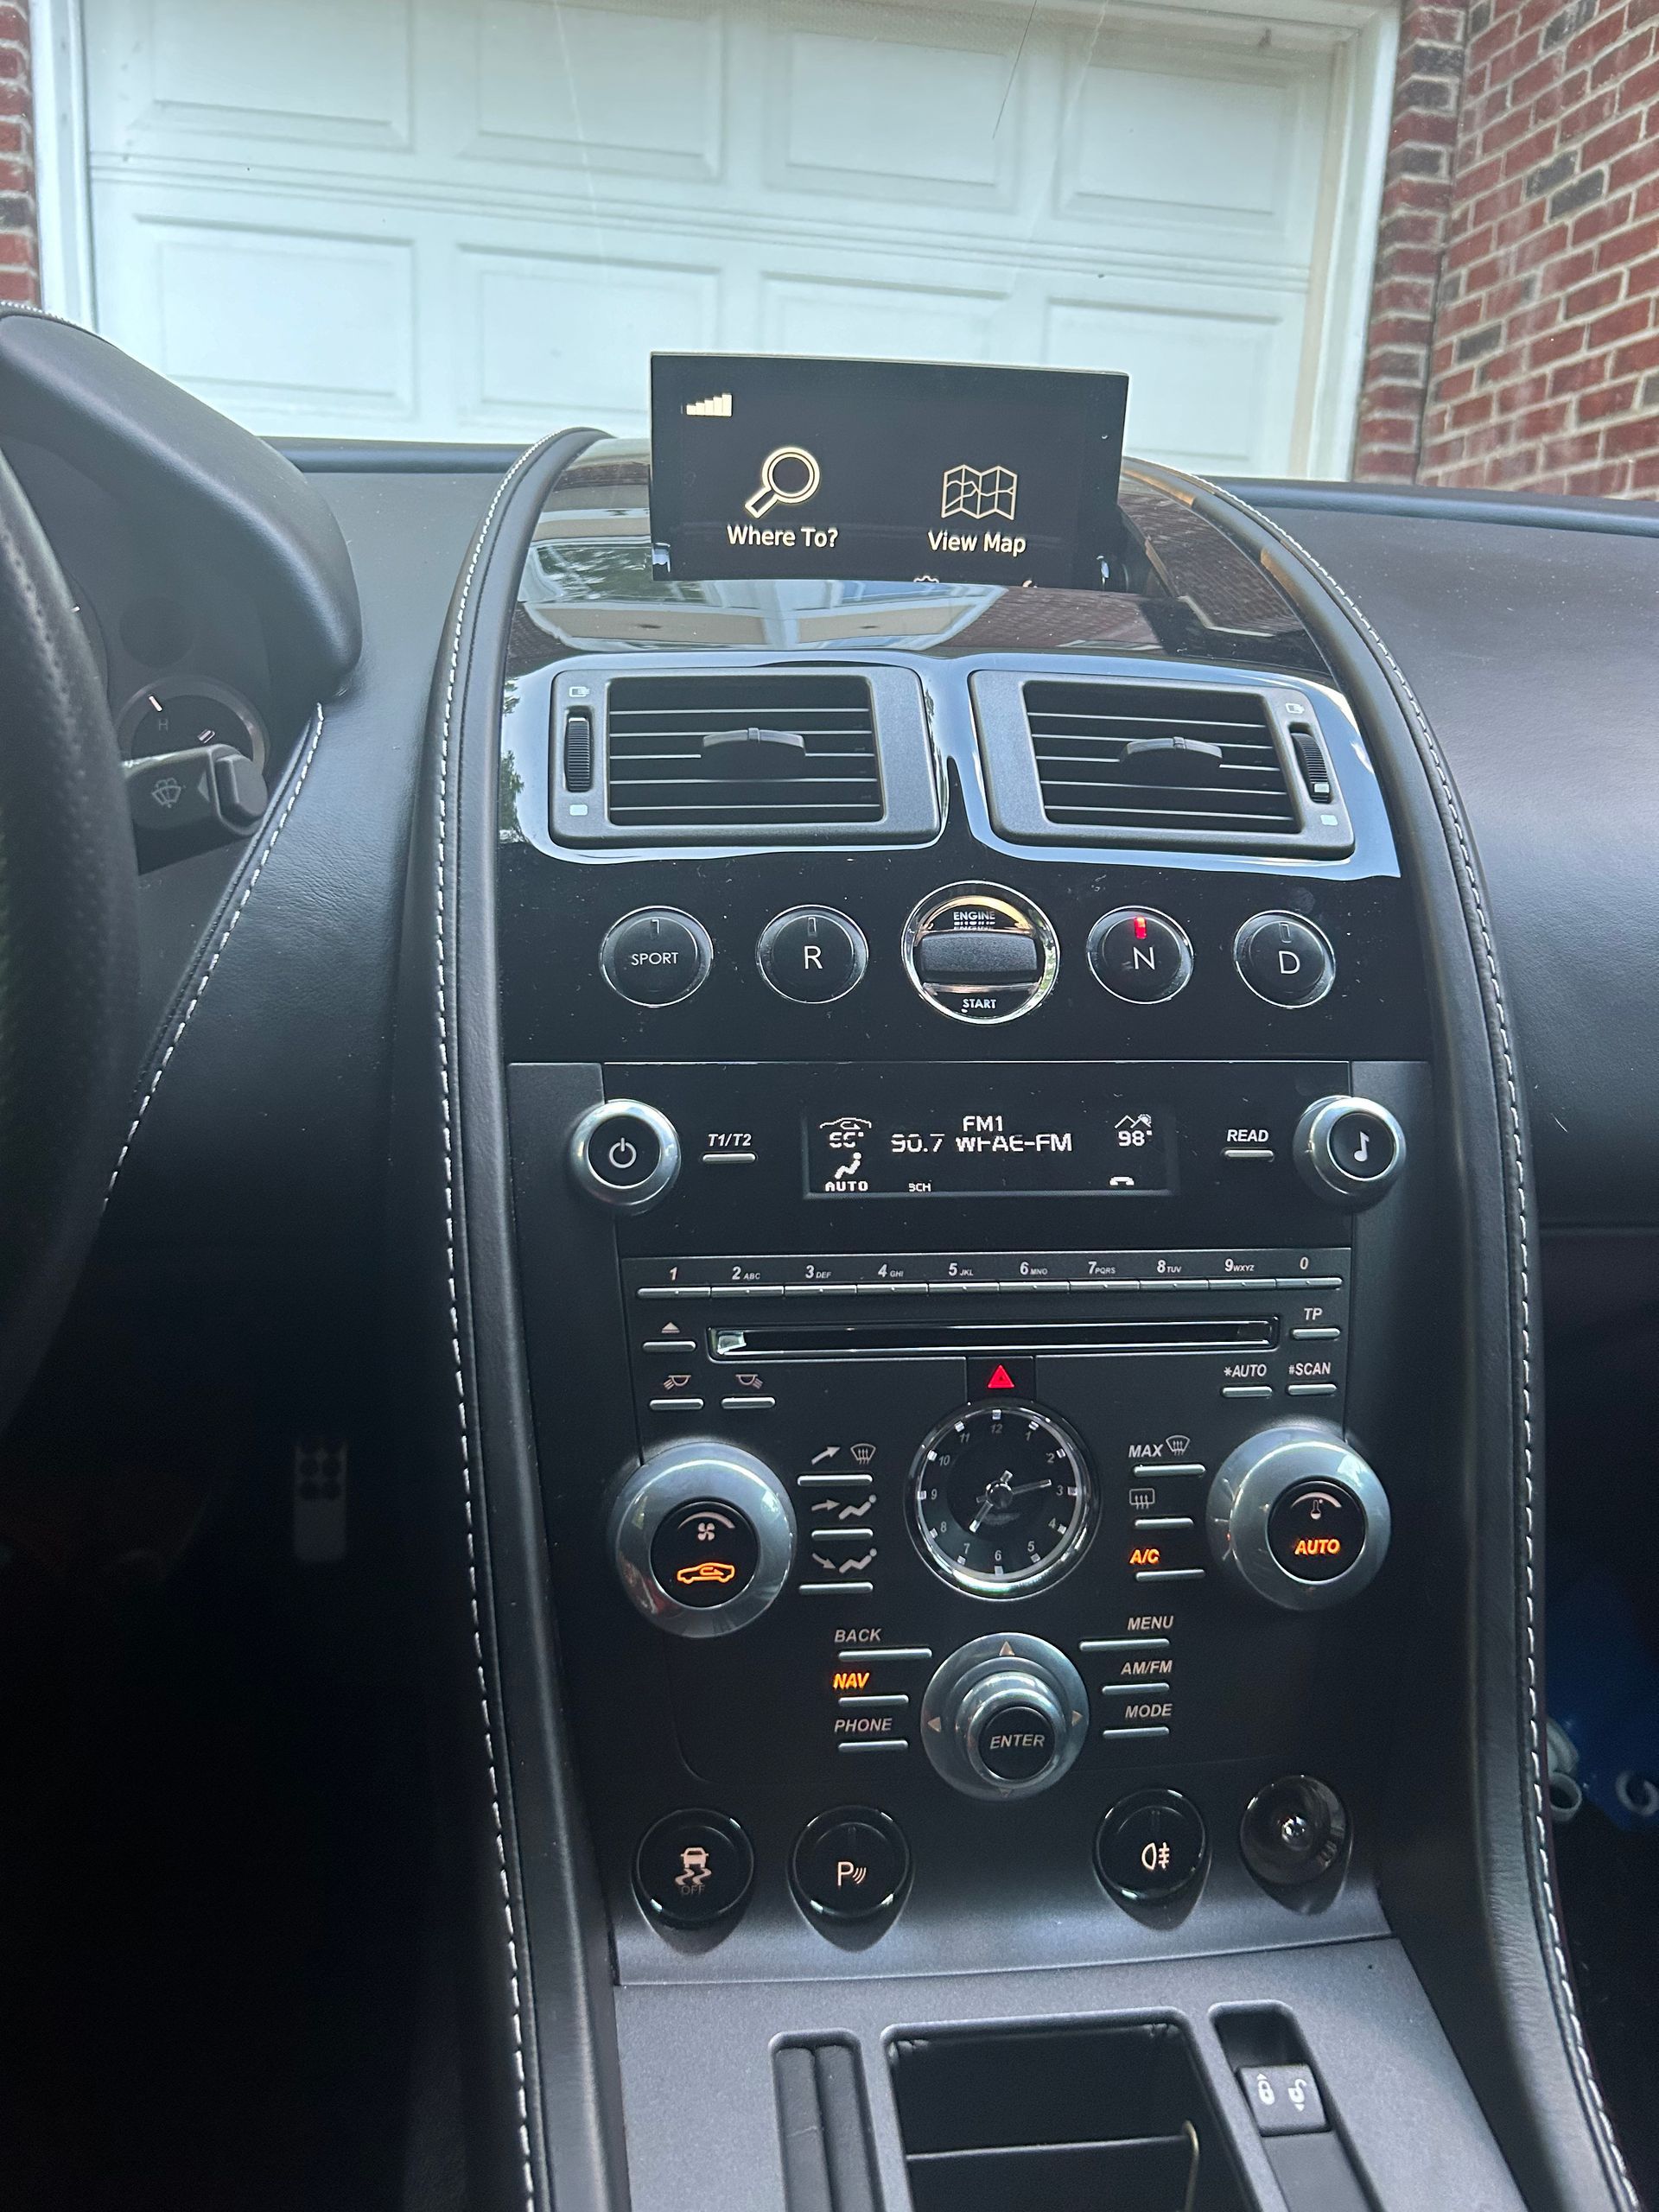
[744,445,822,519]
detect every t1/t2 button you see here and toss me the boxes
[757,906,868,1004]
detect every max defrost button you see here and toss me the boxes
[600,907,714,1007]
[1268,1481,1366,1583]
[792,1807,910,1922]
[649,1499,760,1608]
[758,906,868,1003]
[635,1809,753,1929]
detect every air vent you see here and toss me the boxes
[607,674,880,828]
[550,663,939,847]
[1025,681,1296,836]
[969,672,1354,858]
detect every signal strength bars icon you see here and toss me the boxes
[683,391,732,417]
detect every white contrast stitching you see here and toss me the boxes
[105,702,326,1199]
[1170,470,1637,2209]
[435,435,557,2212]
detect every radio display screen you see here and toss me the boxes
[649,353,1128,590]
[806,1087,1173,1201]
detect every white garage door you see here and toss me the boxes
[74,0,1390,474]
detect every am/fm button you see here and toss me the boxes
[1267,1481,1366,1583]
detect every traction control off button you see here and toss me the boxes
[635,1808,753,1928]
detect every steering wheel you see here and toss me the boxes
[0,451,138,1430]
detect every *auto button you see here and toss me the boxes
[649,1499,761,1609]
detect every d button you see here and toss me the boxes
[1234,913,1336,1008]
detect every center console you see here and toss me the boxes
[400,417,1630,2212]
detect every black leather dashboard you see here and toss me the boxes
[1249,492,1659,1234]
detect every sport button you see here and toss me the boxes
[649,1499,760,1608]
[758,907,868,1004]
[600,908,713,1007]
[1268,1481,1366,1583]
[792,1807,910,1922]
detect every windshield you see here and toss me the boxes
[41,0,1643,496]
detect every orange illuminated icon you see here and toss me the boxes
[676,1559,738,1586]
[1128,1546,1162,1567]
[1294,1536,1344,1558]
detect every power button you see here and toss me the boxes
[569,1100,682,1211]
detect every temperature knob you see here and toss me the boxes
[1207,1426,1390,1611]
[608,1440,795,1638]
[920,1634,1090,1800]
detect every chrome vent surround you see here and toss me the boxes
[970,671,1354,858]
[550,662,939,847]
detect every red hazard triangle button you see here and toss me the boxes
[971,1355,1034,1398]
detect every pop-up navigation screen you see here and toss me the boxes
[649,353,1128,588]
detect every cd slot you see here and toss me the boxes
[710,1317,1278,1361]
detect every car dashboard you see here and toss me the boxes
[3,320,1656,2212]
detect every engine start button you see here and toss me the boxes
[1267,1480,1366,1583]
[649,1499,760,1608]
[900,882,1058,1024]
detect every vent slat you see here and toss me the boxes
[1023,679,1297,836]
[604,674,882,830]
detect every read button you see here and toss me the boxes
[1267,1481,1366,1583]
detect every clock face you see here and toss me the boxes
[909,1401,1096,1598]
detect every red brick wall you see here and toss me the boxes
[1357,0,1659,493]
[1352,0,1473,479]
[0,1,36,306]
